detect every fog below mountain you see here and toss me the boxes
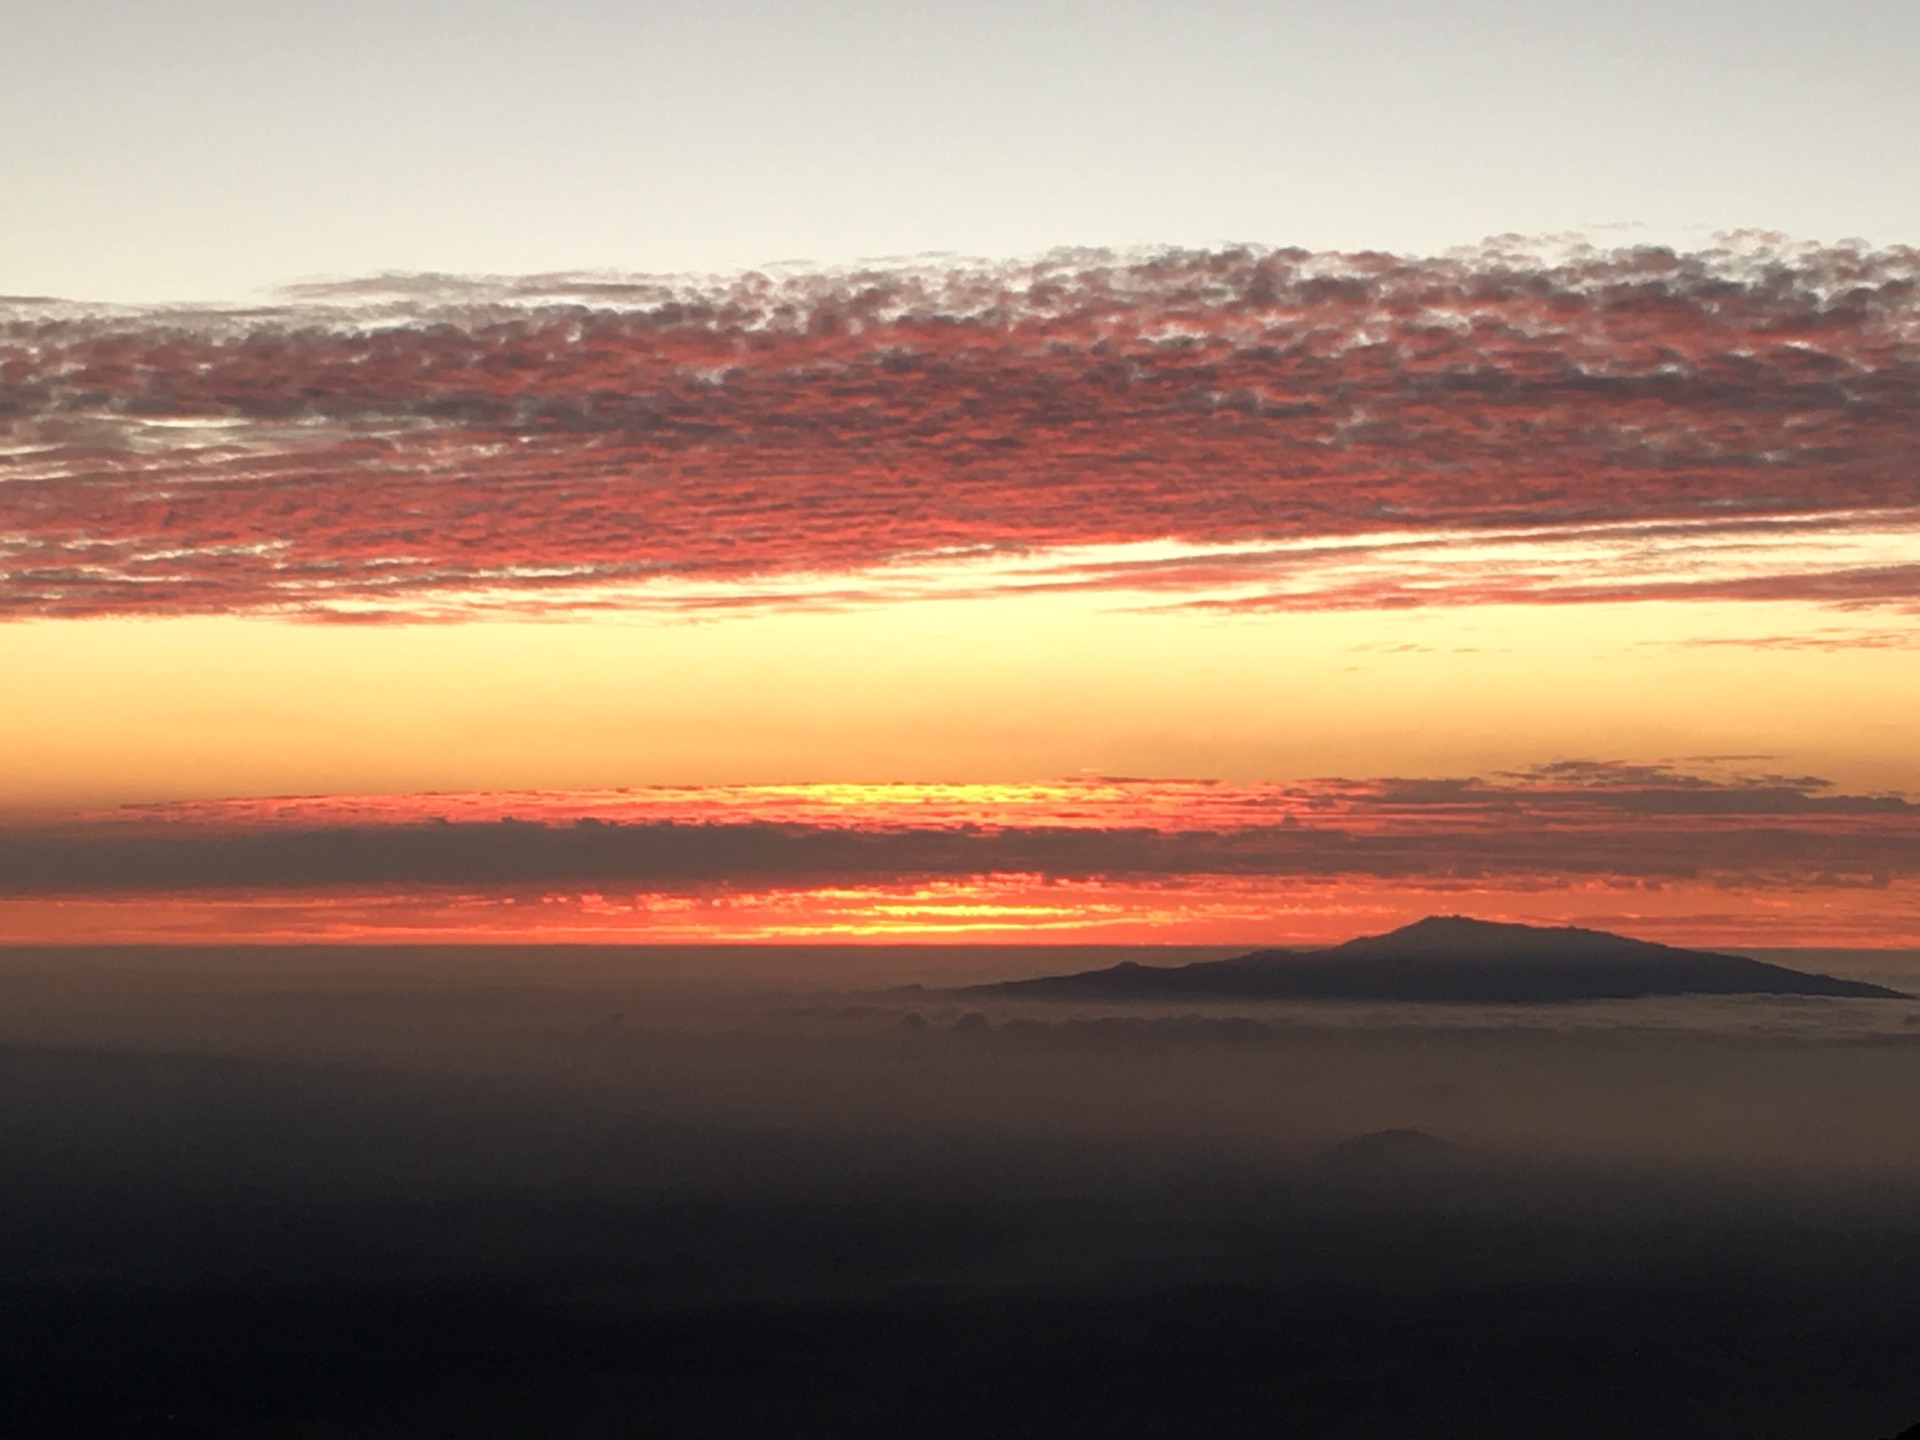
[3,943,1920,1436]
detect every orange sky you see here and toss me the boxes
[4,245,1918,947]
[4,595,1917,809]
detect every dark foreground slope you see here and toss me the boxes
[3,943,1920,1437]
[5,1052,1920,1440]
[981,915,1910,1004]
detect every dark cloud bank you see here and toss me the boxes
[10,765,1917,897]
[3,943,1920,1436]
[3,240,1918,618]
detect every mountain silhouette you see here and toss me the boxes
[976,916,1910,1004]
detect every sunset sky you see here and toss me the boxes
[4,2,1918,947]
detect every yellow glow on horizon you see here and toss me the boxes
[1,591,1917,810]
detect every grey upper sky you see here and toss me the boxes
[2,0,1915,303]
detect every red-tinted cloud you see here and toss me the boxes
[7,767,1918,946]
[8,766,1917,895]
[4,240,1918,619]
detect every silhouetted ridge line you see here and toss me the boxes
[973,916,1909,1004]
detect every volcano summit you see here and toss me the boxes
[977,916,1909,1005]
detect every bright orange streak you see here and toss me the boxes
[8,875,1920,949]
[97,780,1277,831]
[70,771,1910,842]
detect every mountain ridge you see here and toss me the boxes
[971,916,1910,1004]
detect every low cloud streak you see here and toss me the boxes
[8,765,1917,899]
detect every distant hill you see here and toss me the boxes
[975,916,1910,1004]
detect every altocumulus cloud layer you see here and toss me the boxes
[4,239,1918,620]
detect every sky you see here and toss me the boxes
[2,0,1918,947]
[6,0,1920,301]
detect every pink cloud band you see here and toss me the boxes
[4,241,1918,620]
